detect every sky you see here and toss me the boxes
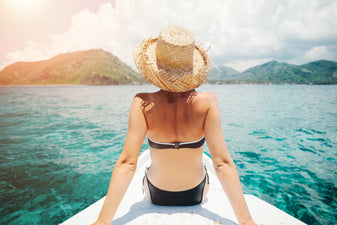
[1,0,337,72]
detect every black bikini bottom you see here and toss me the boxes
[143,169,209,206]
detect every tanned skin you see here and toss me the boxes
[93,90,256,225]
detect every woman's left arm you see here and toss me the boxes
[93,95,147,225]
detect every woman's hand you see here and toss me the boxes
[91,219,109,225]
[241,219,257,225]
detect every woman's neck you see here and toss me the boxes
[158,89,197,103]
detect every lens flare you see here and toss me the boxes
[5,0,43,12]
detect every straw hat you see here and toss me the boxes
[133,26,211,92]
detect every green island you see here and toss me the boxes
[0,49,336,85]
[209,60,337,84]
[0,49,146,85]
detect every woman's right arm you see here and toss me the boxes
[92,95,147,225]
[203,93,256,225]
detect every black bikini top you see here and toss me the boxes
[148,136,205,149]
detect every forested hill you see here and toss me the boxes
[209,65,239,80]
[0,49,146,85]
[209,60,337,84]
[2,50,336,85]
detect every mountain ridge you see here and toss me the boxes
[209,60,337,84]
[1,49,336,85]
[0,49,146,85]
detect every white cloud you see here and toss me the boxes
[223,58,274,72]
[5,40,49,63]
[302,46,337,62]
[2,0,337,71]
[278,1,337,43]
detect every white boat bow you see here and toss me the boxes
[60,150,306,225]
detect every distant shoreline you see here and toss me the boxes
[0,83,336,88]
[0,83,149,87]
[2,50,336,86]
[0,84,90,88]
[206,81,337,85]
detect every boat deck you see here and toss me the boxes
[61,150,306,225]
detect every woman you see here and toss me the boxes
[93,26,256,225]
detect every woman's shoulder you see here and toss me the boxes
[133,92,159,108]
[133,91,218,105]
[196,92,218,102]
[135,92,150,100]
[135,89,162,96]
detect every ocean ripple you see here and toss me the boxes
[1,85,336,225]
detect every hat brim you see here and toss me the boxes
[133,38,211,92]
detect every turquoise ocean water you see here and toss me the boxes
[0,85,336,225]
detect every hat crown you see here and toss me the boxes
[133,25,211,92]
[155,26,195,72]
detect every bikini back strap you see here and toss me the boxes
[148,137,205,149]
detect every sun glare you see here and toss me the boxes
[5,0,43,12]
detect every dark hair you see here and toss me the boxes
[160,89,197,103]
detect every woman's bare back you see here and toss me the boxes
[138,90,210,142]
[137,90,212,192]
